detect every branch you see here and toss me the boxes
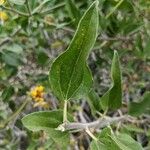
[98,35,133,41]
[41,2,65,14]
[31,0,51,15]
[56,116,126,132]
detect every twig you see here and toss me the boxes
[98,36,133,41]
[105,0,124,19]
[41,2,65,14]
[10,27,21,37]
[56,116,126,132]
[42,18,75,33]
[31,1,50,15]
[42,29,51,46]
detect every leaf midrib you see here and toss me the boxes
[64,11,94,100]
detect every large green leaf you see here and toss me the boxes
[22,110,73,131]
[49,1,99,101]
[22,110,72,149]
[90,127,143,150]
[128,92,150,116]
[100,51,122,110]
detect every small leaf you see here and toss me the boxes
[49,1,99,100]
[100,51,122,110]
[128,92,150,116]
[2,51,23,67]
[36,50,49,66]
[5,44,23,54]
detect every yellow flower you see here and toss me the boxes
[0,0,6,5]
[35,85,44,92]
[0,11,8,22]
[29,85,49,108]
[30,85,45,100]
[30,90,37,98]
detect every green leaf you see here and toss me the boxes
[1,86,15,102]
[22,110,72,149]
[5,44,23,54]
[22,110,73,131]
[100,51,122,110]
[90,127,117,150]
[99,128,121,150]
[66,0,81,25]
[90,140,107,150]
[2,51,23,67]
[112,134,144,150]
[0,65,17,80]
[128,92,150,116]
[49,1,99,100]
[46,128,70,150]
[90,127,143,150]
[36,50,49,66]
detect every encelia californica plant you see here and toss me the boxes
[22,1,144,149]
